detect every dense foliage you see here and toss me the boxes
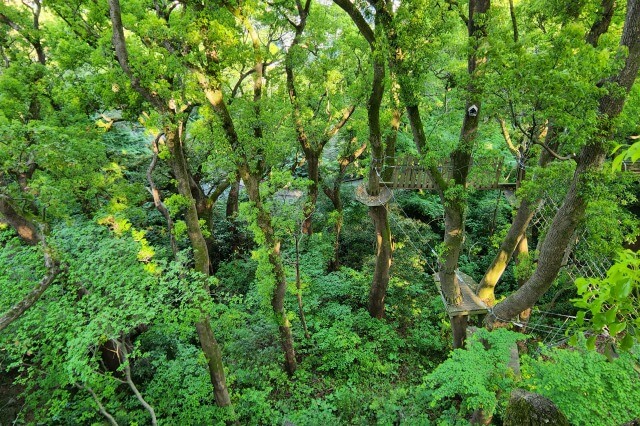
[1,0,639,424]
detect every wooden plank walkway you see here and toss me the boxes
[433,270,488,317]
[380,157,514,190]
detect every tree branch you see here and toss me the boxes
[332,0,375,47]
[108,0,166,112]
[80,385,120,426]
[119,339,158,426]
[531,140,576,161]
[325,104,357,140]
[0,235,60,333]
[147,134,177,257]
[496,116,520,159]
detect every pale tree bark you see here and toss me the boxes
[118,339,157,426]
[475,132,559,306]
[107,0,232,407]
[81,385,120,426]
[477,199,535,306]
[147,134,177,257]
[487,0,640,326]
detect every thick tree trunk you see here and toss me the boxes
[368,205,393,318]
[333,0,392,318]
[437,0,490,348]
[226,178,240,219]
[477,126,558,305]
[439,207,464,306]
[477,199,535,305]
[165,129,232,407]
[366,54,392,319]
[487,0,640,327]
[514,234,531,331]
[0,198,41,245]
[487,147,606,326]
[241,169,297,375]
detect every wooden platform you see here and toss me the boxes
[622,160,640,174]
[433,270,488,317]
[380,157,514,190]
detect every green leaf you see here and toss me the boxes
[568,333,578,346]
[611,153,625,172]
[605,307,618,324]
[613,278,632,299]
[620,333,634,350]
[586,335,597,350]
[576,310,586,326]
[608,322,626,336]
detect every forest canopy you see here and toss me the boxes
[1,0,639,424]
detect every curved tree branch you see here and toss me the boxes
[531,140,576,161]
[118,339,158,426]
[79,385,120,426]
[0,235,60,333]
[332,0,375,47]
[108,0,166,112]
[147,133,177,257]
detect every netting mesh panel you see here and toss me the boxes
[530,194,611,281]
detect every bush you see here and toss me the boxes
[522,345,640,426]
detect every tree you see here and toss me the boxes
[487,0,640,326]
[333,0,397,319]
[106,0,232,406]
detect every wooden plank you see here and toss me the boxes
[380,157,518,190]
[433,270,488,317]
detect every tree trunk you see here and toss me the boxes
[165,128,232,407]
[504,389,569,426]
[477,199,535,305]
[365,53,392,319]
[334,0,392,319]
[438,0,490,348]
[324,177,344,272]
[487,0,640,327]
[294,233,310,338]
[302,151,319,235]
[0,198,41,245]
[226,178,240,218]
[514,234,531,331]
[487,146,606,326]
[368,205,393,318]
[241,169,297,375]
